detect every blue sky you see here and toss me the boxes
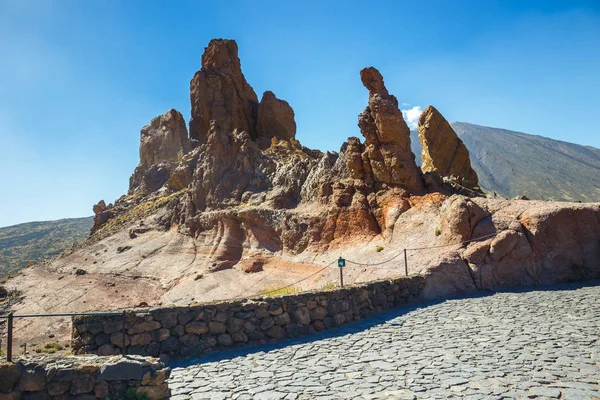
[1,0,599,227]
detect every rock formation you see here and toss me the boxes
[139,109,190,169]
[356,67,423,192]
[189,39,259,143]
[129,109,190,194]
[418,106,479,188]
[256,91,296,149]
[4,39,600,350]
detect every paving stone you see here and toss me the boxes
[168,283,600,399]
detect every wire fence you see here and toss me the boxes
[0,231,499,362]
[257,231,499,296]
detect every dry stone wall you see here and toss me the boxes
[0,354,169,400]
[72,275,425,360]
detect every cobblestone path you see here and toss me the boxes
[169,283,600,399]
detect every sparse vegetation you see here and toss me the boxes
[95,192,181,241]
[434,228,441,236]
[260,285,300,296]
[44,342,64,350]
[375,245,384,252]
[123,387,149,400]
[0,217,93,277]
[321,282,337,291]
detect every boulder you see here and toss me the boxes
[489,230,521,261]
[418,105,479,188]
[461,239,491,265]
[440,195,489,243]
[357,67,423,191]
[189,39,259,142]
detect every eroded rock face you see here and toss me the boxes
[357,67,423,192]
[256,91,296,149]
[440,195,489,243]
[418,106,479,188]
[129,109,190,194]
[139,109,190,168]
[189,39,259,143]
[84,38,600,298]
[189,121,269,212]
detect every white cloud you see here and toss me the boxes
[401,106,423,130]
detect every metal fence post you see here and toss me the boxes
[339,266,344,288]
[121,310,127,356]
[404,249,408,276]
[7,312,13,362]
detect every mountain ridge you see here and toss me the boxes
[0,216,93,277]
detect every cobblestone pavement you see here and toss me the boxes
[169,283,600,399]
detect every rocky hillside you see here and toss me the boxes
[0,217,93,276]
[411,123,600,202]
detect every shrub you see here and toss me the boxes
[375,245,384,252]
[123,387,149,400]
[434,228,441,236]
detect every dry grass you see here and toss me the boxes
[321,282,337,291]
[92,192,182,241]
[259,285,300,297]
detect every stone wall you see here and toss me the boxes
[72,275,425,360]
[0,354,170,400]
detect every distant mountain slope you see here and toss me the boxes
[410,123,600,202]
[0,217,93,276]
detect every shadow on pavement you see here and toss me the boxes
[168,279,599,369]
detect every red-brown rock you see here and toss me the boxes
[418,105,479,188]
[189,39,259,142]
[256,91,296,149]
[357,67,423,191]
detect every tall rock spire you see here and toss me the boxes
[357,67,423,191]
[418,105,479,188]
[189,39,259,142]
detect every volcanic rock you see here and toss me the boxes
[440,195,489,243]
[92,200,113,234]
[357,67,423,191]
[188,121,268,211]
[189,39,259,142]
[418,105,479,188]
[129,109,190,193]
[139,109,190,168]
[256,91,296,149]
[92,200,107,215]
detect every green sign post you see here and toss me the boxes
[337,257,345,287]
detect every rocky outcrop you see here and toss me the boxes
[189,121,267,211]
[418,106,479,188]
[439,195,489,243]
[92,200,111,234]
[356,67,423,192]
[83,38,600,298]
[129,109,190,194]
[422,196,600,298]
[189,39,259,143]
[256,91,296,149]
[139,109,190,169]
